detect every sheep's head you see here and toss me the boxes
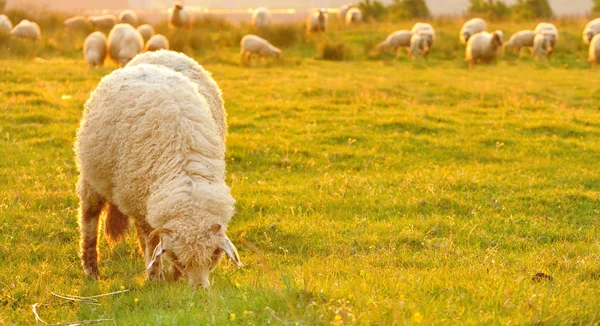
[318,9,327,24]
[462,31,471,43]
[147,224,242,289]
[174,2,184,10]
[585,31,594,43]
[492,30,504,48]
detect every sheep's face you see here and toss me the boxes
[174,2,184,10]
[492,31,504,48]
[586,31,594,43]
[463,31,471,42]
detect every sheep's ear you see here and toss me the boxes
[221,235,243,267]
[209,224,222,234]
[146,242,165,270]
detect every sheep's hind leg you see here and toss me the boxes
[134,219,164,281]
[77,178,105,279]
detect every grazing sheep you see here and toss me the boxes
[503,30,535,57]
[534,22,558,52]
[169,1,191,30]
[411,22,435,55]
[460,18,487,45]
[345,7,362,26]
[83,31,107,67]
[588,34,600,66]
[75,63,242,288]
[339,3,352,21]
[137,24,155,43]
[240,34,282,63]
[465,30,503,67]
[532,33,553,60]
[582,18,600,44]
[376,30,412,57]
[409,33,427,60]
[10,19,41,41]
[306,9,328,33]
[89,15,116,32]
[64,16,90,32]
[0,14,12,33]
[118,9,138,27]
[145,34,170,51]
[251,7,271,29]
[107,23,144,66]
[126,50,227,143]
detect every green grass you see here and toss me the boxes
[1,15,600,325]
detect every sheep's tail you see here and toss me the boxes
[104,203,129,243]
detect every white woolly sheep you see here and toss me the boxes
[460,18,487,45]
[466,30,503,67]
[307,9,328,33]
[64,16,90,32]
[240,34,282,63]
[145,34,170,52]
[118,9,138,27]
[251,7,272,29]
[589,34,600,66]
[107,23,144,66]
[583,18,600,45]
[126,50,227,143]
[0,15,12,33]
[169,1,191,30]
[10,19,41,41]
[532,32,553,60]
[83,31,107,68]
[345,7,362,26]
[409,33,427,60]
[75,63,242,288]
[534,22,558,52]
[411,22,435,56]
[137,24,155,43]
[376,30,412,57]
[89,14,116,32]
[503,30,535,57]
[339,3,352,20]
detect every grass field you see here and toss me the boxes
[1,12,600,325]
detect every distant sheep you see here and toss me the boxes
[339,3,352,21]
[589,34,600,66]
[75,63,241,288]
[126,50,227,143]
[534,22,558,53]
[64,16,90,32]
[84,31,107,67]
[118,9,138,27]
[532,33,553,60]
[307,9,328,33]
[169,1,191,30]
[411,22,435,55]
[145,34,170,52]
[240,34,282,63]
[0,15,12,33]
[376,30,412,57]
[251,7,272,29]
[409,33,427,60]
[460,18,487,45]
[345,7,362,26]
[107,23,144,66]
[503,30,535,57]
[583,18,600,45]
[466,30,503,67]
[137,24,155,43]
[10,19,41,41]
[89,15,116,32]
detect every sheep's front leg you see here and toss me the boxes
[134,219,164,281]
[77,179,105,279]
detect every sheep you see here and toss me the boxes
[83,31,107,68]
[145,34,170,52]
[532,32,553,60]
[251,7,271,29]
[107,23,144,66]
[411,22,435,56]
[460,18,487,45]
[118,9,138,27]
[345,7,362,26]
[169,1,191,30]
[75,63,242,288]
[376,30,412,57]
[534,22,558,53]
[582,18,600,45]
[240,34,282,64]
[137,24,155,43]
[589,34,600,66]
[89,14,116,32]
[306,9,328,33]
[465,30,503,67]
[64,16,90,32]
[409,33,427,60]
[503,30,535,57]
[0,15,12,33]
[126,50,227,143]
[339,3,352,21]
[10,19,41,41]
